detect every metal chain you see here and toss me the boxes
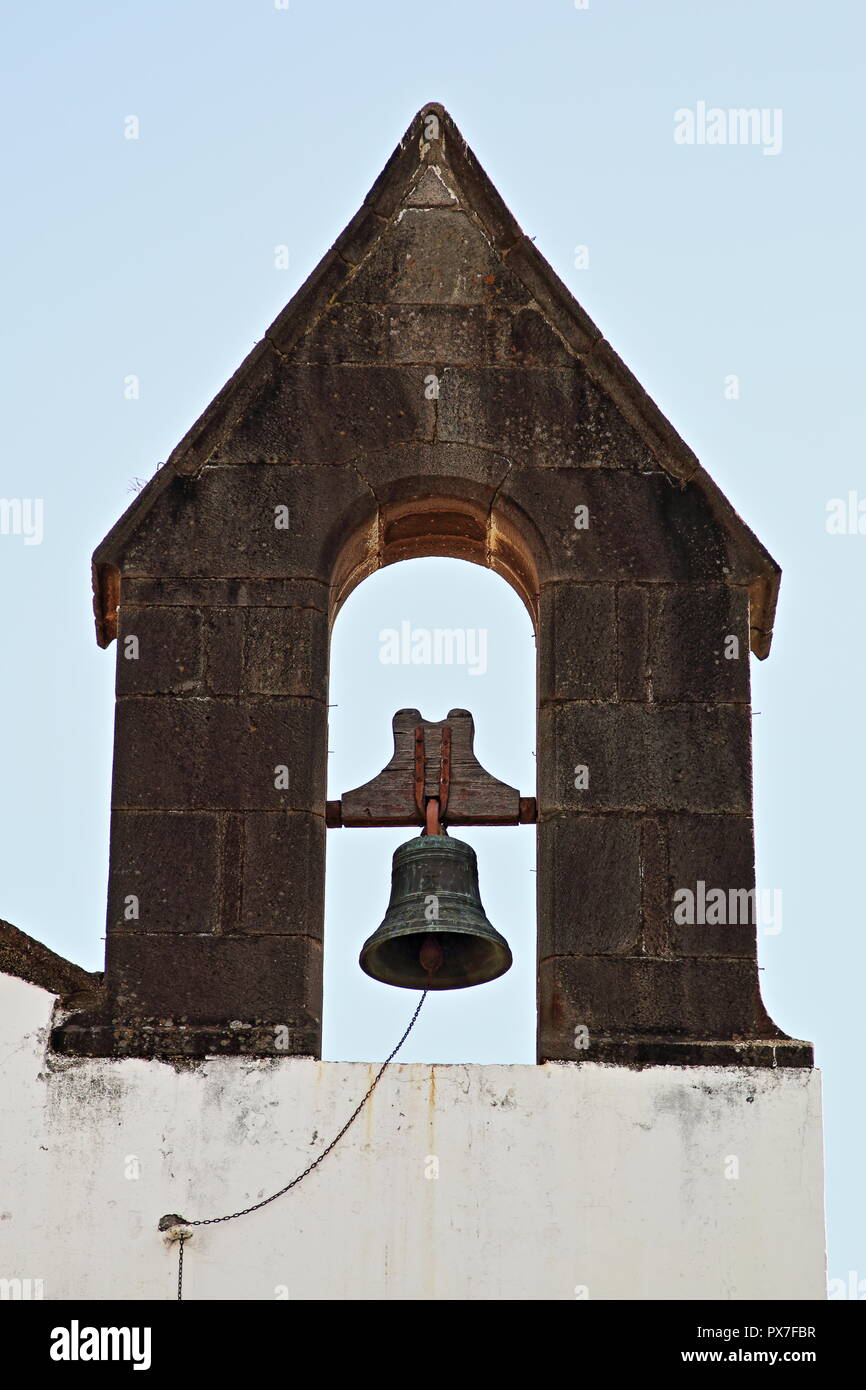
[173,991,427,1298]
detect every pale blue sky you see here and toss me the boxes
[0,0,862,1289]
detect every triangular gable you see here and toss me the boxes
[92,103,779,656]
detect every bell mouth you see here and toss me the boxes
[360,926,512,991]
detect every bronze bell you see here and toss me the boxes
[359,831,513,990]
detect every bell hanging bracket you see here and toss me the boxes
[327,708,536,829]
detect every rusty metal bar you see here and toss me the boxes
[438,726,451,820]
[414,725,426,821]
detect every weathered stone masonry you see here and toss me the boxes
[46,104,809,1067]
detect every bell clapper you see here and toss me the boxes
[419,935,444,977]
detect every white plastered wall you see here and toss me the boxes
[0,973,825,1301]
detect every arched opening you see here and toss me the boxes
[324,556,536,1063]
[329,488,542,629]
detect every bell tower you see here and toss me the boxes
[0,101,824,1304]
[54,104,809,1074]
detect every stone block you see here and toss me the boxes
[121,464,375,582]
[115,605,203,695]
[638,817,671,956]
[287,305,390,365]
[107,811,219,933]
[538,703,752,814]
[217,812,244,934]
[244,607,329,697]
[207,362,436,465]
[538,583,616,701]
[203,608,245,695]
[499,468,732,585]
[438,367,658,471]
[343,208,526,306]
[352,441,511,503]
[537,815,642,955]
[538,955,780,1058]
[650,585,751,703]
[293,302,573,369]
[616,585,650,700]
[120,576,329,611]
[390,304,571,367]
[105,933,323,1026]
[112,696,327,811]
[405,165,458,207]
[667,813,757,956]
[240,812,325,935]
